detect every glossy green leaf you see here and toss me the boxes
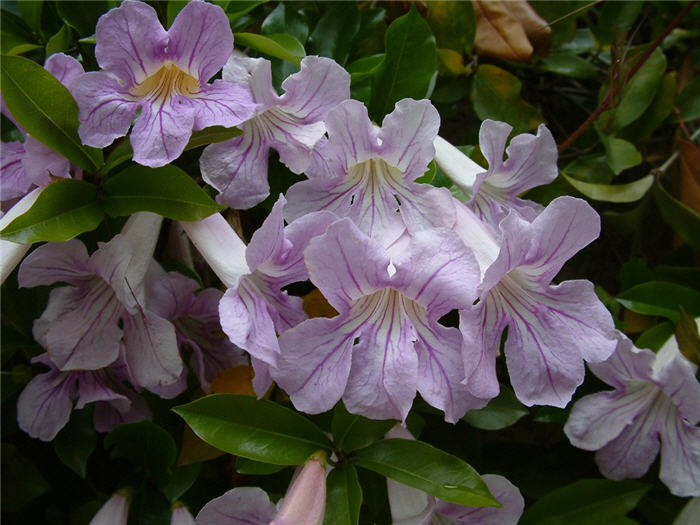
[226,1,265,22]
[53,409,97,479]
[558,28,596,55]
[1,9,39,55]
[463,386,528,430]
[0,55,103,171]
[564,155,614,184]
[599,134,641,175]
[369,7,437,121]
[185,125,243,151]
[235,32,305,65]
[635,322,675,353]
[562,173,653,203]
[471,65,543,134]
[616,281,700,323]
[331,402,396,452]
[102,164,224,221]
[45,24,72,56]
[348,54,385,83]
[676,76,700,122]
[105,421,177,485]
[426,1,476,54]
[173,394,332,465]
[621,72,676,143]
[161,464,202,503]
[261,2,309,45]
[0,179,102,243]
[352,438,497,507]
[593,1,643,47]
[1,443,50,512]
[519,479,650,525]
[324,464,362,525]
[653,182,700,251]
[55,1,111,36]
[167,1,188,27]
[235,457,286,475]
[102,138,133,174]
[307,2,360,66]
[538,53,596,79]
[17,1,43,35]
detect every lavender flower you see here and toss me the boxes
[564,332,700,497]
[171,503,196,525]
[73,0,256,167]
[201,54,350,209]
[89,490,131,525]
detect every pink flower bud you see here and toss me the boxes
[271,451,327,525]
[89,489,131,525]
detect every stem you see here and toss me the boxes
[558,0,697,153]
[655,126,700,178]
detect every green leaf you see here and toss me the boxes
[562,173,653,203]
[348,54,385,83]
[0,179,102,243]
[1,8,39,55]
[0,55,103,171]
[621,72,676,143]
[226,1,265,22]
[558,28,597,55]
[102,164,224,221]
[324,464,362,525]
[17,1,43,35]
[676,76,700,122]
[234,32,305,65]
[616,281,700,323]
[185,125,243,151]
[519,479,650,525]
[599,134,641,175]
[635,322,675,352]
[102,138,134,174]
[55,1,111,36]
[463,386,528,430]
[104,421,177,486]
[307,2,360,66]
[675,307,700,366]
[173,394,333,465]
[352,438,497,507]
[331,402,395,452]
[471,65,543,134]
[653,182,700,251]
[593,1,643,47]
[564,155,614,184]
[1,443,50,512]
[538,53,597,79]
[45,24,72,56]
[426,1,476,54]
[261,2,309,45]
[53,408,97,479]
[235,457,286,475]
[167,1,188,27]
[369,7,437,121]
[161,464,202,503]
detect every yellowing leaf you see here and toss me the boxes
[209,365,256,396]
[303,288,338,318]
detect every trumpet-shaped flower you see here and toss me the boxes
[201,54,350,209]
[73,0,256,167]
[273,218,485,422]
[196,452,326,525]
[181,196,335,394]
[284,98,455,248]
[16,353,150,441]
[18,213,183,391]
[434,120,557,226]
[459,197,616,407]
[564,332,700,497]
[171,503,196,525]
[1,53,84,203]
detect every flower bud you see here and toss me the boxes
[270,451,327,525]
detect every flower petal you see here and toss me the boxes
[17,369,76,441]
[275,316,355,415]
[319,99,380,171]
[75,370,127,408]
[44,52,84,89]
[167,0,232,81]
[94,0,168,85]
[653,353,700,424]
[588,333,655,389]
[245,195,288,272]
[93,388,151,433]
[0,141,31,201]
[18,239,91,288]
[22,136,73,185]
[188,79,257,131]
[195,487,276,525]
[659,412,700,497]
[222,54,279,107]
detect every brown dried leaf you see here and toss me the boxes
[303,288,338,318]
[509,0,551,57]
[209,365,256,396]
[679,139,700,214]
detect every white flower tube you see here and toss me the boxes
[433,135,483,194]
[0,187,41,284]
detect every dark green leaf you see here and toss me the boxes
[173,394,332,465]
[471,64,543,134]
[599,133,641,175]
[102,138,133,174]
[102,164,224,221]
[352,439,497,507]
[307,2,360,66]
[593,1,643,47]
[564,155,614,184]
[55,1,111,36]
[538,53,597,79]
[621,72,676,143]
[226,1,265,22]
[185,125,243,151]
[331,402,395,452]
[234,32,305,65]
[348,54,384,83]
[261,2,309,45]
[1,443,50,512]
[519,479,650,525]
[104,421,177,485]
[562,173,653,203]
[675,307,700,366]
[0,179,102,243]
[463,386,528,430]
[426,1,476,54]
[0,55,103,171]
[53,408,97,479]
[17,1,43,35]
[616,281,700,322]
[369,7,437,121]
[167,1,188,27]
[45,24,72,55]
[676,76,700,122]
[324,464,362,525]
[653,182,700,251]
[1,8,39,55]
[558,28,596,55]
[161,464,202,503]
[235,457,286,475]
[635,322,675,352]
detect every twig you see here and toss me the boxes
[654,127,700,178]
[558,1,697,154]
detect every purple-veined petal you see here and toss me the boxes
[121,310,183,391]
[89,491,131,525]
[222,54,279,108]
[396,183,457,236]
[318,99,380,171]
[251,356,273,396]
[22,136,72,186]
[588,333,656,389]
[452,200,500,279]
[188,79,257,131]
[89,234,138,311]
[303,218,389,312]
[167,0,232,81]
[1,141,32,201]
[18,239,91,287]
[94,0,168,86]
[195,487,276,525]
[17,368,76,441]
[270,114,326,174]
[245,195,288,272]
[75,72,140,149]
[563,385,656,450]
[275,316,355,415]
[200,123,272,210]
[279,56,350,121]
[659,411,700,497]
[379,98,440,182]
[36,281,123,371]
[93,388,151,433]
[75,370,127,408]
[44,52,84,89]
[653,347,700,424]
